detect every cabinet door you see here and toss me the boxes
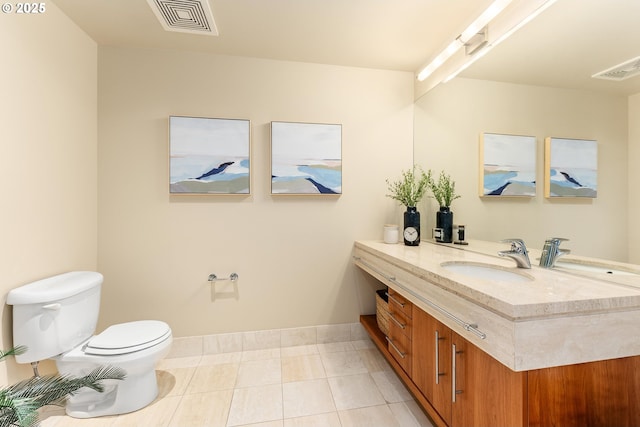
[451,332,527,427]
[528,356,640,427]
[413,308,452,425]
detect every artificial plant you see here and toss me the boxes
[0,346,125,427]
[430,170,461,208]
[386,165,432,207]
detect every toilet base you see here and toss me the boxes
[65,367,159,418]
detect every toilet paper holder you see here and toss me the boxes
[208,273,238,282]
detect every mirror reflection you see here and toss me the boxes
[413,0,640,264]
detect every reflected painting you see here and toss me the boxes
[271,121,342,195]
[480,133,536,197]
[544,137,597,198]
[169,116,250,194]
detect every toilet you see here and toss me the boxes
[6,271,172,418]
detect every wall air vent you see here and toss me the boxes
[592,55,640,81]
[147,0,218,36]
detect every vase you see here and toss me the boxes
[436,206,453,243]
[403,206,420,246]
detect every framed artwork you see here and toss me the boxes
[271,121,342,195]
[544,137,597,198]
[479,132,537,197]
[169,116,251,194]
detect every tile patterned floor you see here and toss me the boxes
[38,339,435,427]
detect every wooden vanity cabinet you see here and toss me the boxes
[450,331,527,427]
[412,307,526,427]
[412,308,452,425]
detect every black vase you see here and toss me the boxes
[403,206,420,246]
[436,206,453,243]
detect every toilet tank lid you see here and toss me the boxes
[7,271,103,305]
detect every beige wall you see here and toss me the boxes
[630,94,640,263]
[0,4,97,382]
[97,47,414,337]
[415,78,629,261]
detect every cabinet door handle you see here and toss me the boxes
[435,330,445,384]
[452,343,463,402]
[389,312,406,329]
[386,336,406,359]
[385,291,406,308]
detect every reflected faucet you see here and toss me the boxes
[539,238,570,268]
[498,239,531,269]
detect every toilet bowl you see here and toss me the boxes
[6,271,173,418]
[55,320,172,418]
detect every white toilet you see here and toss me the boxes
[6,271,172,418]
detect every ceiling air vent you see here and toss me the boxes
[592,55,640,81]
[147,0,218,36]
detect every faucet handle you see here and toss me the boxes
[500,238,527,251]
[547,237,569,244]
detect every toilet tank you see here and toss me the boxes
[6,271,103,364]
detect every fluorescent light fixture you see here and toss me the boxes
[417,0,514,82]
[443,0,558,83]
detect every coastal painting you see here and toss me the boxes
[480,133,536,197]
[169,116,250,194]
[545,137,597,198]
[271,121,342,195]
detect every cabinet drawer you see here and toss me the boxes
[387,288,413,318]
[387,324,412,376]
[388,307,412,339]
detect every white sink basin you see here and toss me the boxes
[553,261,639,276]
[441,261,533,283]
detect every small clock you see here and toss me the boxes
[403,226,420,246]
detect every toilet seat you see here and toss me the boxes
[85,320,171,356]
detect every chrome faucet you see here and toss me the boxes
[539,238,570,268]
[498,238,531,269]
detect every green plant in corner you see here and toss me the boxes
[430,170,461,208]
[0,346,125,427]
[386,166,432,207]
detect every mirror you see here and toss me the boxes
[413,0,640,264]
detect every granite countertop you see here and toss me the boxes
[354,239,640,321]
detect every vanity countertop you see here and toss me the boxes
[354,239,640,370]
[355,239,640,321]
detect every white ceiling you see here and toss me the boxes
[51,0,640,96]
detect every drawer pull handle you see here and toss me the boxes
[385,291,406,308]
[452,343,464,402]
[385,336,406,359]
[389,312,406,329]
[435,330,445,384]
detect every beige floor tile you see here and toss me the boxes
[388,401,435,427]
[328,373,386,411]
[282,379,336,418]
[281,354,326,383]
[317,341,354,353]
[283,412,342,427]
[235,358,282,388]
[320,350,368,377]
[371,370,413,403]
[358,347,391,373]
[167,389,233,427]
[199,351,242,366]
[157,355,201,370]
[338,404,401,427]
[157,367,196,397]
[235,421,284,427]
[280,344,319,358]
[111,395,182,427]
[185,363,239,394]
[241,348,281,361]
[227,384,283,426]
[351,339,375,350]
